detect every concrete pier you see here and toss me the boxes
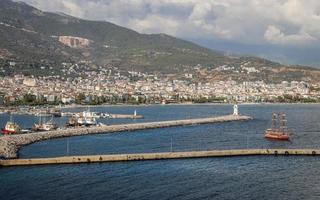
[0,114,251,159]
[0,149,319,167]
[109,114,143,119]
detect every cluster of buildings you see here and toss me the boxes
[0,70,319,105]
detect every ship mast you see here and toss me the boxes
[279,113,288,132]
[272,113,277,130]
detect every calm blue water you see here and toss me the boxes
[1,104,320,200]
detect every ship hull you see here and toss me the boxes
[1,129,18,135]
[32,124,58,132]
[265,131,290,140]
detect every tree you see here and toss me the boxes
[22,93,36,104]
[75,93,86,104]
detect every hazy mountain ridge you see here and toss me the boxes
[0,0,319,83]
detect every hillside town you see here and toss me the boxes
[0,68,319,105]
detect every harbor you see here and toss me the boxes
[1,1,320,199]
[0,106,143,119]
[1,148,319,167]
[1,103,320,200]
[1,108,144,135]
[0,114,251,159]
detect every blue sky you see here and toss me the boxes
[19,0,320,67]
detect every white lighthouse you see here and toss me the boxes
[233,104,239,116]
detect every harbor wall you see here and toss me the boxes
[0,149,319,167]
[0,115,251,159]
[109,114,143,119]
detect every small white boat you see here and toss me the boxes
[77,110,96,126]
[100,113,111,118]
[77,116,96,126]
[35,112,52,117]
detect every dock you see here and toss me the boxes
[0,114,251,159]
[109,114,143,119]
[0,149,319,167]
[61,112,144,119]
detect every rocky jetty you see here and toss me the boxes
[0,115,252,159]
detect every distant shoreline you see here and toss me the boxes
[1,102,320,112]
[58,102,320,108]
[51,102,320,110]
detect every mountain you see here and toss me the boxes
[0,0,320,83]
[0,0,227,72]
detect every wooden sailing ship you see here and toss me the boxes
[265,113,291,140]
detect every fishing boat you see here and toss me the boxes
[77,115,96,126]
[265,113,290,140]
[76,109,97,126]
[1,116,21,134]
[32,121,58,131]
[32,115,58,131]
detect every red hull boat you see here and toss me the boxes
[265,130,290,140]
[1,117,21,135]
[1,128,19,135]
[264,113,291,141]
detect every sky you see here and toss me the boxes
[19,0,320,67]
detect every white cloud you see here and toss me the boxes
[264,25,316,46]
[19,0,320,47]
[60,0,83,17]
[25,0,84,17]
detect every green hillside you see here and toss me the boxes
[0,0,320,83]
[0,0,230,73]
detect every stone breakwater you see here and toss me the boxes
[0,115,251,159]
[1,149,319,167]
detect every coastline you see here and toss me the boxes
[0,102,319,116]
[57,102,320,110]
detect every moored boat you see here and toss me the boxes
[75,109,97,126]
[32,116,58,131]
[77,116,96,126]
[1,116,21,134]
[32,122,58,131]
[35,112,52,117]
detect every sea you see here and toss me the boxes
[0,104,320,200]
